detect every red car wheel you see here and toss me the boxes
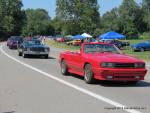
[61,60,69,75]
[84,64,95,84]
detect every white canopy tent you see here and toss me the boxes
[81,33,92,38]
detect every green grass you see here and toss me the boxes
[46,39,150,62]
[121,39,150,61]
[126,39,146,44]
[122,47,150,61]
[46,40,80,51]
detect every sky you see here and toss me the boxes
[22,0,142,18]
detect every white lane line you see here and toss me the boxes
[0,44,141,113]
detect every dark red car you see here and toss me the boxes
[7,36,23,49]
[57,38,65,42]
[59,42,147,84]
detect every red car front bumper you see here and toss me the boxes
[93,68,147,81]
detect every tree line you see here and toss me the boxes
[0,0,150,41]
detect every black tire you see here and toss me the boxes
[140,48,144,52]
[18,52,22,56]
[61,60,69,75]
[84,64,95,84]
[9,46,12,49]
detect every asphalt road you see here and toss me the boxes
[0,42,150,113]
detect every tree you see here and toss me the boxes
[142,0,150,31]
[22,9,54,36]
[50,17,64,35]
[56,0,100,35]
[0,0,25,38]
[142,0,150,12]
[101,8,120,32]
[118,0,140,38]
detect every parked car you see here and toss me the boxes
[66,39,82,46]
[100,39,130,48]
[64,37,73,42]
[131,40,150,52]
[7,36,23,49]
[56,37,65,42]
[59,42,147,84]
[121,40,130,46]
[18,39,50,58]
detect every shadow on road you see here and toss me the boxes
[3,111,15,113]
[135,81,150,87]
[69,73,84,80]
[24,55,56,59]
[69,73,150,87]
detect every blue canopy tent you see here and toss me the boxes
[72,34,84,40]
[99,31,125,39]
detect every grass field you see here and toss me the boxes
[46,39,80,51]
[46,39,150,61]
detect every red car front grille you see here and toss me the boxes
[30,47,45,52]
[115,76,134,79]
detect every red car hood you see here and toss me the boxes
[85,53,143,63]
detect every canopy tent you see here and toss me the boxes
[72,34,84,40]
[99,31,125,39]
[81,33,92,38]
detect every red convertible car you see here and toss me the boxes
[59,42,147,84]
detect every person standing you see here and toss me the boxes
[42,36,46,45]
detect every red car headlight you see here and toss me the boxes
[100,62,115,68]
[134,63,145,68]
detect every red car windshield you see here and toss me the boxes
[84,44,121,54]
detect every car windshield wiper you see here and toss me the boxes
[101,50,120,54]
